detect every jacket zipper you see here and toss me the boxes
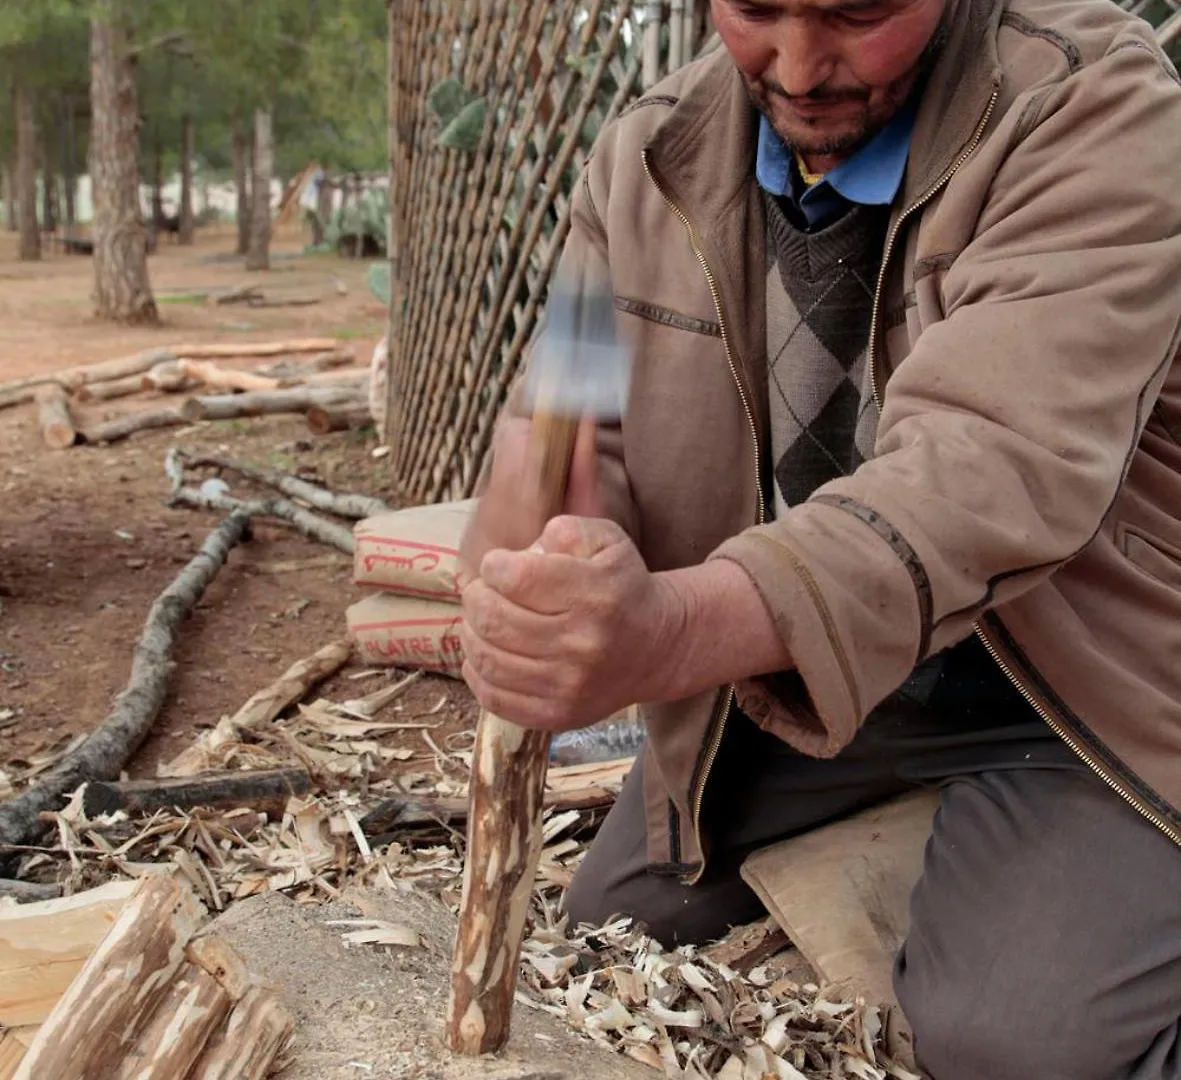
[641,148,764,882]
[976,624,1181,846]
[866,90,1181,849]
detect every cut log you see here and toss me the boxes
[187,986,293,1080]
[0,513,252,853]
[74,374,149,403]
[11,876,206,1080]
[80,408,187,445]
[112,962,230,1080]
[141,360,193,393]
[159,640,352,778]
[258,349,354,379]
[176,360,280,394]
[179,385,365,423]
[306,403,372,436]
[81,768,311,820]
[0,879,138,1028]
[177,450,389,519]
[0,879,61,903]
[284,367,369,388]
[171,339,337,360]
[0,1028,36,1080]
[186,935,254,1002]
[0,347,177,410]
[34,385,77,449]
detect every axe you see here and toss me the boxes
[446,257,632,1056]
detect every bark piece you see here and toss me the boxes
[0,880,138,1028]
[159,640,352,779]
[178,450,389,519]
[187,986,292,1080]
[447,719,551,1055]
[35,385,77,449]
[81,768,311,820]
[0,513,252,852]
[306,403,372,436]
[179,385,365,423]
[81,408,186,445]
[12,876,206,1080]
[176,360,280,394]
[113,963,229,1080]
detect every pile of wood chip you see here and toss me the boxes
[3,663,913,1080]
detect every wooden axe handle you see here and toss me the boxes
[446,411,579,1056]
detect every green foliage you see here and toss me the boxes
[324,185,389,256]
[366,261,391,306]
[427,79,473,126]
[439,98,487,153]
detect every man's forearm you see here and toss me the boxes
[652,558,793,702]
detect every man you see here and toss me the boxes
[459,1,1181,1076]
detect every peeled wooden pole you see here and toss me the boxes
[447,412,579,1056]
[176,359,280,393]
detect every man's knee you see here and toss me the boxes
[896,945,1121,1080]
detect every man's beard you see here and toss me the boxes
[747,20,949,158]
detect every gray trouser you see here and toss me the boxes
[565,712,1181,1080]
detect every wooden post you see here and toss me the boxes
[446,412,579,1056]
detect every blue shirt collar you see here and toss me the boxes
[756,102,916,226]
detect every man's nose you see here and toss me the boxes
[774,18,836,97]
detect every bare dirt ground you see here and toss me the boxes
[0,222,477,782]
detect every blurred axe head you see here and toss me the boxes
[521,254,633,422]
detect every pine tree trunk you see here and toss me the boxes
[151,139,164,224]
[42,124,58,235]
[179,113,194,244]
[245,107,272,272]
[62,99,77,228]
[15,82,40,261]
[232,119,250,256]
[89,16,157,324]
[315,176,333,247]
[2,159,16,232]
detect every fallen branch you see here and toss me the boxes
[168,484,354,553]
[81,408,187,445]
[176,450,389,519]
[306,403,372,436]
[0,879,61,902]
[0,511,253,853]
[179,385,364,423]
[81,768,311,820]
[35,385,77,450]
[160,640,353,778]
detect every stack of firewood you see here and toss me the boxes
[0,339,376,450]
[0,875,292,1080]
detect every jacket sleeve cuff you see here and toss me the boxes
[709,499,927,757]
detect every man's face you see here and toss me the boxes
[711,0,948,163]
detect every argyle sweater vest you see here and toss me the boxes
[762,189,1045,736]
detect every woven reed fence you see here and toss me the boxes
[384,0,707,503]
[384,0,1180,504]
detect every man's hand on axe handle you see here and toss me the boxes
[459,425,792,731]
